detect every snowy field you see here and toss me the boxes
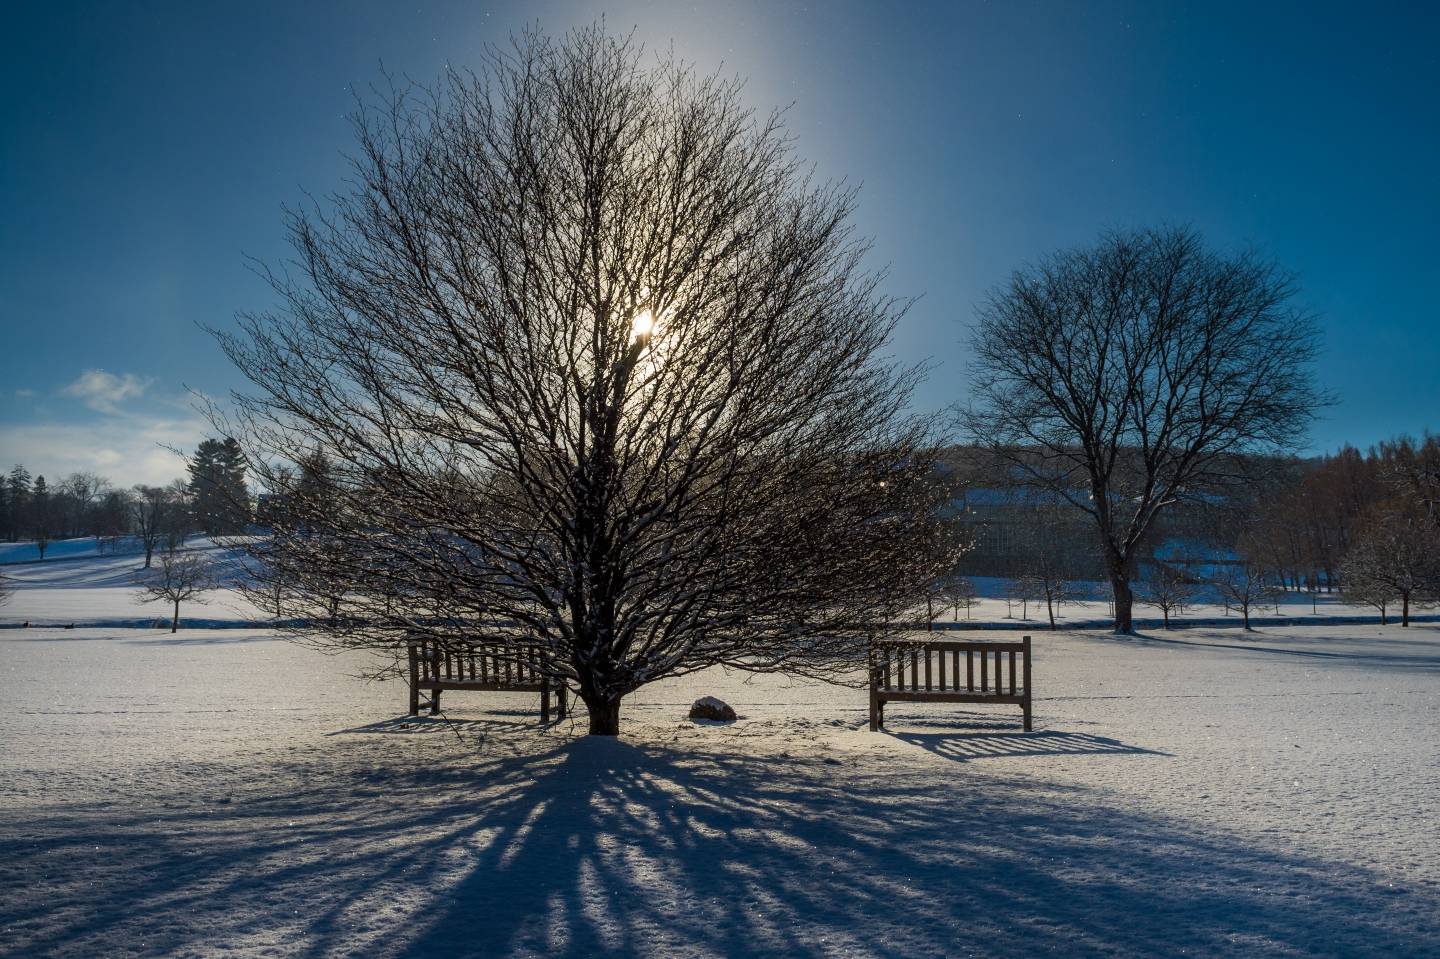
[2,537,1427,632]
[2,554,1439,957]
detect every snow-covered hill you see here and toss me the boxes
[0,538,261,626]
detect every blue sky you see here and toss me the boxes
[2,0,1437,485]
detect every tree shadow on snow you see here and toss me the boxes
[1,736,1436,959]
[1096,630,1440,671]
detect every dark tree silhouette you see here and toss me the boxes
[963,227,1326,632]
[214,26,955,734]
[188,438,250,535]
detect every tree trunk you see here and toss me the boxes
[1162,606,1170,629]
[1241,603,1251,630]
[144,544,153,568]
[171,600,180,633]
[1402,593,1410,627]
[1110,571,1134,633]
[583,693,623,736]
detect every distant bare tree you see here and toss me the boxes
[135,548,217,633]
[212,26,955,735]
[1213,559,1272,631]
[1006,575,1045,621]
[131,484,179,568]
[1015,507,1083,629]
[941,577,979,621]
[1340,511,1437,627]
[963,227,1326,632]
[1139,562,1196,629]
[95,489,132,554]
[1382,434,1440,530]
[161,480,193,552]
[0,573,10,608]
[58,472,111,542]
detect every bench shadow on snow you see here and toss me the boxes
[894,728,1168,764]
[3,734,1436,959]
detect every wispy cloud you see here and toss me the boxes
[0,415,205,486]
[14,388,36,399]
[60,369,153,413]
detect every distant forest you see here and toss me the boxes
[1,438,249,564]
[3,433,1437,622]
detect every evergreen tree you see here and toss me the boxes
[187,438,251,535]
[31,475,52,559]
[6,466,32,541]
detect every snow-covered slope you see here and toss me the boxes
[0,539,260,626]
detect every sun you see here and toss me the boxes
[630,308,655,340]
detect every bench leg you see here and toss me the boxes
[430,688,442,716]
[541,687,551,724]
[1023,698,1032,732]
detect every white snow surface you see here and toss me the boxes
[1,560,1439,956]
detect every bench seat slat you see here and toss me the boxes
[880,691,1027,705]
[416,680,549,693]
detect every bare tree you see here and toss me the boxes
[0,573,10,608]
[1213,559,1272,631]
[58,472,111,542]
[1015,507,1083,629]
[1340,510,1437,627]
[135,548,217,633]
[941,576,979,621]
[1005,575,1044,621]
[161,480,193,552]
[1382,434,1440,530]
[212,27,955,735]
[95,489,133,554]
[131,484,179,568]
[963,227,1326,632]
[1139,561,1196,629]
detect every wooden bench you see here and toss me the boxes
[870,636,1032,731]
[408,639,568,722]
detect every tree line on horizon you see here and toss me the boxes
[0,438,251,563]
[939,433,1440,629]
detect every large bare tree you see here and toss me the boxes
[215,27,954,734]
[963,227,1325,632]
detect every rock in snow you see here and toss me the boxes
[688,696,737,722]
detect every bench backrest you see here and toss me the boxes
[409,639,549,686]
[872,637,1030,696]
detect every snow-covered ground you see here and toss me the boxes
[2,554,1439,957]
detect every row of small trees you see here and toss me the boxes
[1,438,251,562]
